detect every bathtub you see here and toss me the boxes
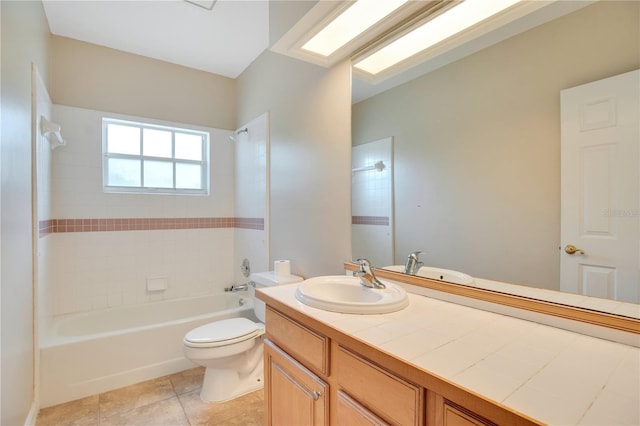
[40,293,255,408]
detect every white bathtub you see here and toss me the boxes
[40,293,255,408]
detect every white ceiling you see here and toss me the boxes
[42,0,593,102]
[42,0,270,79]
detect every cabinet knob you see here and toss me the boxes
[311,391,322,401]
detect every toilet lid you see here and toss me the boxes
[183,318,262,348]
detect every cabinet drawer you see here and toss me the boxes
[266,307,329,375]
[336,346,423,426]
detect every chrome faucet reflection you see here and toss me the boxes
[404,251,424,275]
[354,258,386,289]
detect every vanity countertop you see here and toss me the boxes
[258,282,639,426]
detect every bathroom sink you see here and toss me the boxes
[294,275,409,314]
[383,265,474,285]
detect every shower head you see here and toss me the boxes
[229,127,248,142]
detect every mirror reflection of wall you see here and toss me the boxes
[352,1,639,292]
[351,138,394,267]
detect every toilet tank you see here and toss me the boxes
[250,271,303,322]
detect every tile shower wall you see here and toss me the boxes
[49,229,234,314]
[234,113,269,284]
[35,69,56,323]
[351,138,394,267]
[48,105,237,316]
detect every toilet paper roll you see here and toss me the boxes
[274,260,291,277]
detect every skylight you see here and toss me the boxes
[301,0,409,57]
[354,0,521,76]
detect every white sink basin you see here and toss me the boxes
[383,265,474,285]
[294,275,409,314]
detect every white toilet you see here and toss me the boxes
[183,271,302,402]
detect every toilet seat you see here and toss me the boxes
[184,318,262,348]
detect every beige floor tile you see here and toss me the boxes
[101,397,189,426]
[219,410,264,426]
[36,395,99,426]
[179,388,264,426]
[252,388,264,400]
[167,366,205,395]
[38,373,265,426]
[99,377,176,420]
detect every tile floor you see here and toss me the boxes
[36,367,264,426]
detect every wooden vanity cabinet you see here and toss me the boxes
[428,393,495,426]
[442,403,494,426]
[263,305,530,426]
[335,390,390,426]
[265,305,422,426]
[335,346,424,425]
[264,339,328,425]
[264,307,330,425]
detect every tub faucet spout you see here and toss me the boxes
[354,258,386,289]
[404,251,424,275]
[225,283,249,292]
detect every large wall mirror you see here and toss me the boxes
[351,1,639,318]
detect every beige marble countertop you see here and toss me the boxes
[259,280,639,426]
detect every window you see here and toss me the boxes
[103,118,209,195]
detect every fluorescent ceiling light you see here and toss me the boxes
[354,0,521,75]
[302,0,409,57]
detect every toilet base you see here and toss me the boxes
[183,323,267,403]
[200,362,264,403]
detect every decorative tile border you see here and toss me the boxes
[352,215,390,226]
[39,217,264,237]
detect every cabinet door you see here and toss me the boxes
[336,390,390,426]
[265,339,328,426]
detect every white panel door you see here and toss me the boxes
[560,69,639,303]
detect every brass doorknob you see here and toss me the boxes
[564,244,585,255]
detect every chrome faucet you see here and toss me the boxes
[225,282,250,292]
[404,251,424,275]
[354,258,386,289]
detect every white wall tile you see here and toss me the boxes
[49,228,236,315]
[46,105,237,316]
[234,113,269,282]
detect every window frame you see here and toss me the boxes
[102,118,210,195]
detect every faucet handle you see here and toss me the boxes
[356,258,376,274]
[404,251,425,275]
[354,258,385,289]
[409,250,424,260]
[351,259,367,277]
